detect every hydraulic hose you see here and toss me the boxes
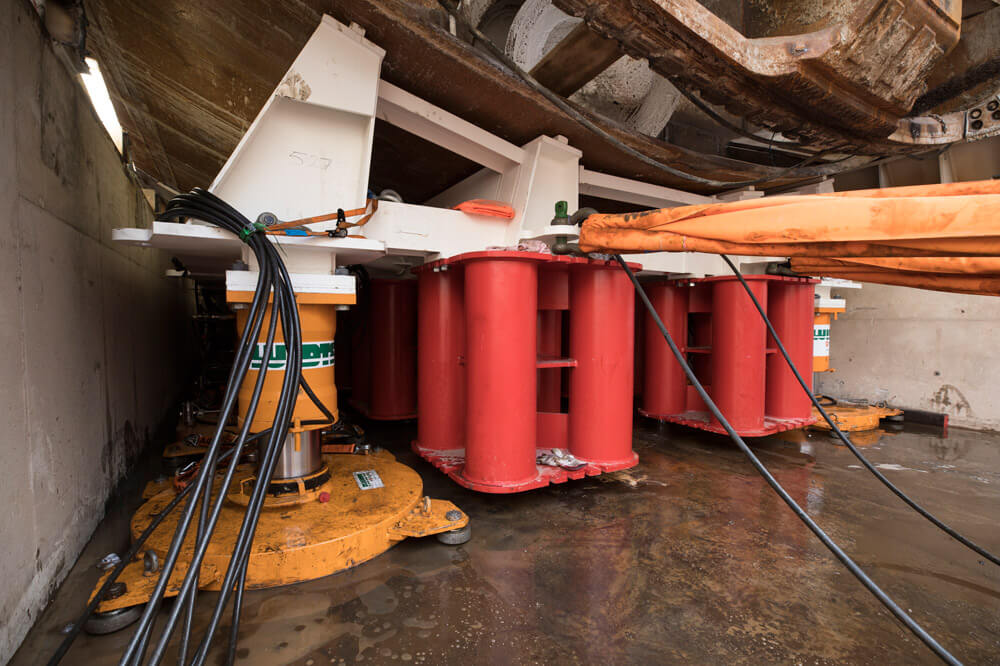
[718,254,1000,567]
[614,254,961,665]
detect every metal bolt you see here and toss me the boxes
[257,211,279,226]
[971,119,984,131]
[97,553,121,571]
[970,108,983,119]
[790,42,808,55]
[143,550,159,576]
[993,111,1000,121]
[445,510,462,521]
[988,100,999,112]
[106,582,127,600]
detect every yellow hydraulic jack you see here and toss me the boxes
[84,286,469,634]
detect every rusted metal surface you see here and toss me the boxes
[528,20,623,97]
[916,7,1000,113]
[84,0,872,196]
[553,0,990,151]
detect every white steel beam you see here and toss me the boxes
[376,80,525,173]
[578,168,714,208]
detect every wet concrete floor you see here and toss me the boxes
[13,420,1000,664]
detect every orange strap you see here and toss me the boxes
[264,199,379,235]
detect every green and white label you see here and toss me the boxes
[353,470,384,490]
[250,340,334,371]
[813,324,830,357]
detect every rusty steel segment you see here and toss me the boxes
[85,0,876,196]
[916,7,1000,113]
[553,0,971,151]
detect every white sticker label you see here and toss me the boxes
[813,324,831,357]
[353,470,384,490]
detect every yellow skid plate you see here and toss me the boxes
[809,404,902,432]
[94,451,468,612]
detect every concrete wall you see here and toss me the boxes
[815,284,1000,431]
[817,135,1000,432]
[0,1,192,660]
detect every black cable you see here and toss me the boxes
[120,252,271,666]
[436,0,879,190]
[107,188,306,665]
[669,82,815,151]
[614,254,960,665]
[719,254,1000,567]
[188,245,305,666]
[147,281,282,665]
[300,375,336,424]
[171,190,304,666]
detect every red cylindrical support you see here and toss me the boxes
[537,311,562,412]
[642,281,689,416]
[417,267,465,451]
[568,263,635,466]
[765,280,815,419]
[710,279,767,431]
[368,279,417,419]
[462,257,539,488]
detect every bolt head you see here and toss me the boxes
[107,582,127,600]
[445,510,462,521]
[318,491,331,503]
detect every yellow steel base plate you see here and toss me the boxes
[809,404,902,432]
[92,451,467,613]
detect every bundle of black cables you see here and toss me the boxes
[50,188,328,666]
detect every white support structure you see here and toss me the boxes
[210,18,384,224]
[111,14,790,281]
[579,168,714,208]
[376,81,525,173]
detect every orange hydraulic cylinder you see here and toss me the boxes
[236,302,338,432]
[765,281,815,419]
[568,264,635,466]
[813,313,832,372]
[710,279,767,432]
[461,256,539,488]
[416,268,466,453]
[642,281,689,416]
[368,279,417,420]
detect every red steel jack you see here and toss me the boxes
[412,251,639,493]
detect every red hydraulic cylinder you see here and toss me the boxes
[461,256,540,489]
[765,280,815,419]
[568,263,636,466]
[642,281,689,417]
[416,267,466,452]
[710,279,767,432]
[368,279,417,419]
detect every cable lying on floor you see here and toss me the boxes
[719,254,1000,568]
[613,254,961,665]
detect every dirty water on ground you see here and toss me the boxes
[13,421,1000,665]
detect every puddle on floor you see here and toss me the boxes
[13,421,1000,665]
